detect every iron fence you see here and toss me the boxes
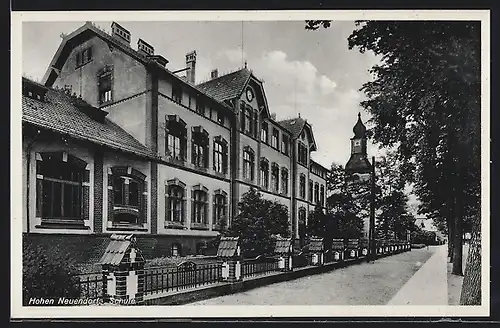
[143,262,221,295]
[241,256,280,277]
[73,272,104,299]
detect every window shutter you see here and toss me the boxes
[87,47,93,61]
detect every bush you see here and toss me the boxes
[23,243,81,305]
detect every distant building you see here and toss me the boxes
[21,21,329,258]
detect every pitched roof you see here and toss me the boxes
[99,234,144,266]
[22,80,157,160]
[274,237,293,254]
[277,117,306,139]
[216,236,240,258]
[308,238,324,252]
[196,68,252,102]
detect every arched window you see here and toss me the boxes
[191,126,209,168]
[165,115,187,161]
[299,174,306,199]
[242,146,255,181]
[213,136,228,174]
[281,168,288,195]
[213,190,227,231]
[320,185,325,206]
[192,185,208,226]
[165,179,186,228]
[271,163,279,193]
[314,183,319,204]
[36,152,88,226]
[260,158,269,189]
[109,166,147,227]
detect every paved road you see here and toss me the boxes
[191,248,435,305]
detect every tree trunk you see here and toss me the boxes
[452,191,463,275]
[459,218,481,305]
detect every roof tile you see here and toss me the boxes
[22,84,157,159]
[277,117,306,139]
[197,69,251,103]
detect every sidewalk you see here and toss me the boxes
[387,245,447,305]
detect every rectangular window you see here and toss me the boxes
[240,102,246,131]
[217,111,224,125]
[261,122,268,143]
[281,134,289,155]
[298,143,308,166]
[213,142,226,174]
[196,100,204,115]
[98,72,112,104]
[245,109,252,134]
[243,151,254,181]
[76,46,93,67]
[309,180,313,202]
[172,84,182,104]
[271,128,279,149]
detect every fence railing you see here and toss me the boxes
[241,256,280,277]
[144,262,221,295]
[73,272,104,299]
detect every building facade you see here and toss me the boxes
[21,21,329,258]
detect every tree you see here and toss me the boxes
[306,205,338,249]
[225,188,290,257]
[326,164,365,239]
[306,20,481,305]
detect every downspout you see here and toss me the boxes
[25,129,41,234]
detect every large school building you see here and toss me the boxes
[21,21,329,257]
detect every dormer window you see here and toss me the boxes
[22,78,48,102]
[76,46,93,68]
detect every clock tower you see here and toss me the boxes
[345,113,372,174]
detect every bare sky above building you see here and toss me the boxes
[22,20,383,170]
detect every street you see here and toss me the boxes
[191,247,439,305]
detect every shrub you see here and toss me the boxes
[23,243,81,305]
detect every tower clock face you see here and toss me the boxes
[354,140,361,147]
[246,88,254,102]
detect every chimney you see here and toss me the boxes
[137,38,154,56]
[186,50,197,84]
[211,69,218,79]
[111,22,131,46]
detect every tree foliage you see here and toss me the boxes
[225,188,290,257]
[306,20,481,304]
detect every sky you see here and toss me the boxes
[22,20,383,170]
